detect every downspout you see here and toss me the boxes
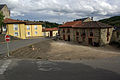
[19,24,21,38]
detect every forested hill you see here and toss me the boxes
[24,20,60,28]
[99,16,120,26]
[41,21,60,28]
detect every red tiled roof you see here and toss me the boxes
[59,21,113,28]
[4,18,42,25]
[59,21,82,27]
[42,28,58,32]
[74,21,113,28]
[4,18,25,24]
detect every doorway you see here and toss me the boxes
[88,38,93,45]
[68,35,70,41]
[63,35,65,40]
[50,31,53,37]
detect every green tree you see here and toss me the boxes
[0,12,4,33]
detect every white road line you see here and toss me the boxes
[36,61,61,71]
[0,60,12,74]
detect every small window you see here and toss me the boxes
[63,29,65,33]
[90,32,93,36]
[27,32,30,36]
[76,32,79,36]
[34,25,37,30]
[14,24,18,30]
[81,32,86,37]
[35,31,37,35]
[27,25,30,30]
[14,32,18,36]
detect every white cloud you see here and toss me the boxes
[0,0,120,23]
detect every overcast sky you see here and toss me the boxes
[0,0,120,23]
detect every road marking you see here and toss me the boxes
[36,61,61,71]
[0,60,12,74]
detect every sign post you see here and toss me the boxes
[5,35,10,57]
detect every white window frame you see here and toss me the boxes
[34,25,37,30]
[35,31,37,35]
[13,24,18,30]
[27,25,30,30]
[27,32,31,36]
[14,32,19,36]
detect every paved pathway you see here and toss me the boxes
[0,57,120,80]
[0,38,47,55]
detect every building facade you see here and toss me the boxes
[4,18,42,39]
[42,28,58,37]
[0,4,10,19]
[111,27,120,43]
[59,21,114,46]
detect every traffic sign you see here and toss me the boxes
[5,35,10,42]
[5,35,10,57]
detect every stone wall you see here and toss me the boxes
[111,30,120,43]
[100,28,114,45]
[59,27,113,46]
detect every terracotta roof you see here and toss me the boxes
[4,18,42,25]
[59,21,82,27]
[74,21,113,28]
[42,28,58,32]
[59,21,113,28]
[4,18,25,24]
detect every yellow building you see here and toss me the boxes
[4,18,42,39]
[42,28,58,37]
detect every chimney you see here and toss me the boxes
[91,17,93,21]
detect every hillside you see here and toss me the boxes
[24,20,60,28]
[99,16,120,26]
[40,21,60,28]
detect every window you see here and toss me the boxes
[76,32,79,36]
[27,32,30,36]
[81,32,86,37]
[90,32,93,36]
[14,24,18,30]
[89,29,93,36]
[27,25,30,30]
[14,32,18,36]
[34,25,37,30]
[67,29,70,33]
[63,29,65,33]
[35,31,37,35]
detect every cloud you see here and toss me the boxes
[0,0,120,23]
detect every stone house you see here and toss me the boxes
[59,21,114,46]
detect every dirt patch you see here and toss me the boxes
[10,40,120,60]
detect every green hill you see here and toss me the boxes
[99,16,120,26]
[40,21,60,28]
[23,20,60,28]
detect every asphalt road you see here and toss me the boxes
[0,38,47,55]
[0,57,120,80]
